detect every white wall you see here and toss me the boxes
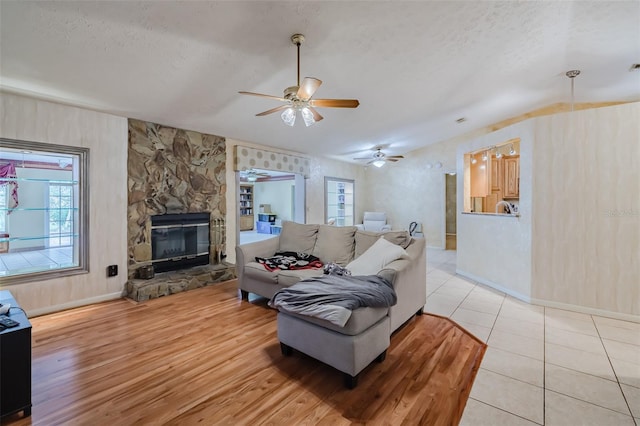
[0,93,129,315]
[358,140,458,245]
[254,179,294,221]
[456,121,534,299]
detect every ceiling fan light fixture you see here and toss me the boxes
[300,107,315,127]
[372,160,386,168]
[281,108,296,126]
[246,175,257,182]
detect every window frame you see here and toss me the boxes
[324,177,355,226]
[0,138,89,285]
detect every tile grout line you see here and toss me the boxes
[591,314,638,425]
[485,291,507,344]
[467,397,544,425]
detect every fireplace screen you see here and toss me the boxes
[151,213,210,273]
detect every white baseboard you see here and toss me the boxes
[28,292,124,317]
[456,269,532,303]
[455,269,640,324]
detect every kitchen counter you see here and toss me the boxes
[462,212,520,217]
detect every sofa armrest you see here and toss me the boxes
[355,224,365,231]
[381,237,426,332]
[236,237,280,268]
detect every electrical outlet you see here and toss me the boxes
[107,265,118,277]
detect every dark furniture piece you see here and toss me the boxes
[0,290,32,418]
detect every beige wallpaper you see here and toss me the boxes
[0,93,129,315]
[531,103,639,316]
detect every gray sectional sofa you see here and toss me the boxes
[235,221,427,387]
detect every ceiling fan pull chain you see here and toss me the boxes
[297,41,300,88]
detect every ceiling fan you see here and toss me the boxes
[354,148,404,168]
[240,169,269,182]
[239,34,359,127]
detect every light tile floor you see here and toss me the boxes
[239,230,277,245]
[0,246,73,275]
[424,248,639,426]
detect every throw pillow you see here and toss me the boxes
[383,230,411,249]
[279,221,319,254]
[347,237,409,276]
[312,225,356,266]
[355,230,411,257]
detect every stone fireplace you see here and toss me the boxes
[125,119,235,301]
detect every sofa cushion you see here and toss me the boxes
[347,237,409,276]
[244,261,279,284]
[277,268,324,287]
[312,225,357,266]
[282,306,389,336]
[279,221,319,254]
[355,230,411,257]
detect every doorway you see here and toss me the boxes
[237,169,304,245]
[445,173,457,250]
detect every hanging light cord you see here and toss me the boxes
[566,70,581,112]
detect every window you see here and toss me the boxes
[0,138,88,283]
[48,184,74,247]
[324,177,355,226]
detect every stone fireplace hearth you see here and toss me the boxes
[125,119,235,301]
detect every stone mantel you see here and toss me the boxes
[127,119,228,283]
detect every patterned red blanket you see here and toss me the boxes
[255,251,323,272]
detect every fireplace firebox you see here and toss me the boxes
[150,213,210,273]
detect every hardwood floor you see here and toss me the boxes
[4,280,485,425]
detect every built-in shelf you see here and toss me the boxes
[0,207,79,212]
[0,234,78,242]
[0,177,78,184]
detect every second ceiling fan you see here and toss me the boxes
[239,34,359,127]
[354,148,404,168]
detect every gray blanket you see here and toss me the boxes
[268,275,397,327]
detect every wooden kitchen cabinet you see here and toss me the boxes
[470,157,490,197]
[491,157,503,192]
[503,156,520,199]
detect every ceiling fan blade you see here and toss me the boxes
[256,105,289,116]
[297,77,322,101]
[308,107,324,122]
[387,155,405,159]
[239,91,287,102]
[353,157,371,160]
[387,158,400,162]
[310,99,360,108]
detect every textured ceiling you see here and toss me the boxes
[1,1,639,163]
